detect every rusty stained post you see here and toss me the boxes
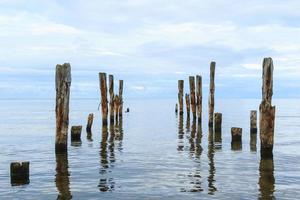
[119,80,124,118]
[109,75,115,123]
[86,113,94,133]
[178,80,184,115]
[185,93,190,118]
[259,58,275,158]
[196,75,202,122]
[99,73,108,126]
[55,63,71,153]
[189,76,196,119]
[208,62,216,127]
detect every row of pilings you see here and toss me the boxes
[176,57,275,159]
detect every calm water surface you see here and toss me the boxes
[0,98,299,199]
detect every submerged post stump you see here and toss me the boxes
[185,93,190,117]
[208,62,216,127]
[259,58,276,158]
[55,63,71,153]
[10,162,30,185]
[231,127,242,150]
[178,80,184,115]
[196,75,202,122]
[119,80,124,118]
[86,113,94,133]
[250,110,257,134]
[99,73,108,126]
[189,76,196,119]
[109,75,115,123]
[71,126,82,141]
[214,113,222,132]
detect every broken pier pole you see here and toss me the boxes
[10,162,30,186]
[178,80,184,115]
[109,75,115,123]
[196,75,202,122]
[208,62,216,127]
[250,110,257,134]
[231,127,242,150]
[119,80,124,118]
[99,73,108,126]
[71,126,82,142]
[86,113,94,133]
[259,57,276,158]
[189,76,196,119]
[185,93,190,117]
[55,63,71,153]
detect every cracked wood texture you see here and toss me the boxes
[259,57,275,158]
[208,62,216,127]
[99,73,108,126]
[178,80,184,115]
[196,75,202,122]
[55,63,71,153]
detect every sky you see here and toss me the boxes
[0,0,300,99]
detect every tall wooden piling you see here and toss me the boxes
[55,63,71,153]
[185,93,190,117]
[178,80,184,115]
[114,95,120,122]
[250,110,257,134]
[99,73,108,126]
[119,80,124,117]
[189,76,196,119]
[208,62,216,127]
[259,58,275,158]
[86,113,94,133]
[196,75,202,122]
[109,75,115,123]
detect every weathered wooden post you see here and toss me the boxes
[208,62,216,127]
[86,113,94,133]
[175,103,178,114]
[196,75,202,122]
[71,126,82,142]
[109,75,115,123]
[10,162,30,185]
[114,95,120,122]
[99,73,108,126]
[189,76,196,119]
[178,80,184,115]
[259,57,275,158]
[185,93,190,117]
[214,113,222,132]
[231,127,242,150]
[250,133,257,152]
[250,110,257,134]
[119,80,124,118]
[55,63,71,153]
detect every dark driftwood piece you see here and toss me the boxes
[109,75,115,123]
[99,73,108,126]
[10,162,30,186]
[86,113,94,133]
[178,80,184,115]
[119,80,124,117]
[196,75,202,122]
[185,93,190,117]
[259,57,275,158]
[189,76,196,119]
[214,113,222,132]
[208,62,216,127]
[71,126,82,141]
[250,110,257,134]
[55,63,71,153]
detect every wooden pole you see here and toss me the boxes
[178,80,184,115]
[119,80,124,118]
[71,126,82,142]
[185,93,190,117]
[214,113,222,132]
[114,95,120,122]
[10,162,30,186]
[250,110,257,134]
[259,57,275,158]
[55,63,71,153]
[231,127,242,150]
[196,75,202,122]
[208,62,216,127]
[99,73,108,126]
[86,113,94,133]
[189,76,196,119]
[109,75,114,123]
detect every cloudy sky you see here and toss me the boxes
[0,0,299,99]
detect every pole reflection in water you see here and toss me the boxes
[189,118,196,157]
[214,129,222,150]
[87,130,93,142]
[115,118,124,152]
[259,157,275,200]
[207,127,217,195]
[55,153,72,200]
[177,115,184,151]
